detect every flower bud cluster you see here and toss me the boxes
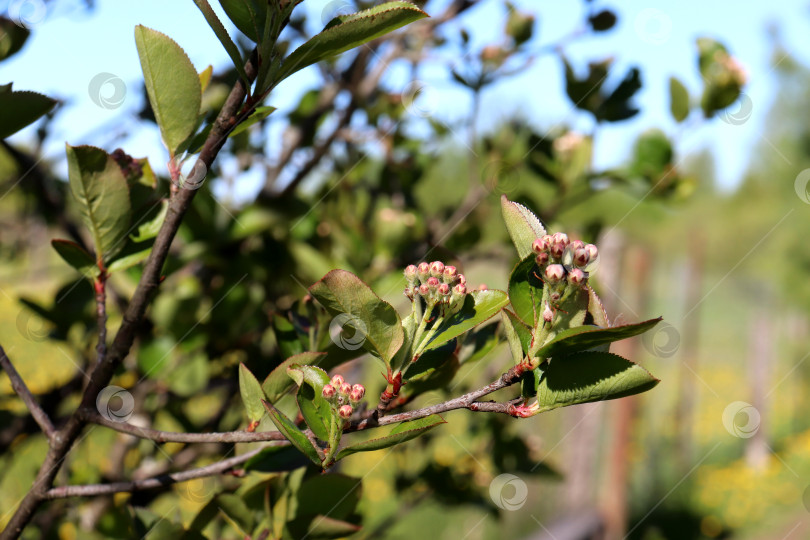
[532,233,599,287]
[322,374,365,419]
[404,261,481,313]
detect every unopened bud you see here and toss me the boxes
[545,264,565,283]
[532,238,544,253]
[430,261,445,277]
[542,302,554,322]
[339,404,353,419]
[442,265,458,283]
[419,284,430,296]
[427,276,440,289]
[552,232,569,246]
[573,248,589,267]
[330,374,344,388]
[453,283,467,295]
[322,384,336,399]
[550,242,565,259]
[404,287,414,300]
[536,252,549,266]
[570,240,585,251]
[585,244,598,260]
[339,383,352,396]
[404,264,418,284]
[568,268,586,285]
[458,274,467,285]
[350,384,365,402]
[417,262,430,282]
[478,284,488,291]
[438,283,450,296]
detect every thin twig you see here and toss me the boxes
[43,446,271,499]
[0,346,55,439]
[93,277,107,365]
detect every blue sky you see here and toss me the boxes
[3,0,810,197]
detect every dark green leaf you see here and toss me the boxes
[335,415,445,460]
[422,290,508,352]
[288,364,337,441]
[216,494,254,536]
[669,76,690,123]
[287,515,361,539]
[536,317,662,360]
[130,199,168,243]
[0,18,30,62]
[192,0,249,84]
[134,25,201,156]
[272,314,305,359]
[50,239,100,279]
[309,269,404,367]
[508,254,543,327]
[501,195,546,259]
[262,400,322,466]
[66,145,131,264]
[276,2,428,83]
[262,351,327,403]
[243,445,311,473]
[0,90,56,139]
[588,10,616,32]
[218,0,267,42]
[294,474,361,521]
[229,106,276,137]
[534,351,659,412]
[239,363,266,425]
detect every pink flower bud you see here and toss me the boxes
[427,276,440,289]
[570,240,585,251]
[429,261,445,277]
[585,244,598,260]
[453,283,467,295]
[339,383,352,396]
[550,242,565,259]
[350,384,365,402]
[573,248,589,267]
[404,287,414,300]
[478,284,488,291]
[404,264,418,283]
[438,283,450,295]
[417,262,430,282]
[322,384,336,399]
[330,374,344,388]
[542,302,554,323]
[536,252,549,266]
[532,238,544,253]
[339,404,353,419]
[458,274,467,285]
[442,265,458,283]
[568,268,586,285]
[552,232,569,246]
[419,284,430,296]
[545,264,565,283]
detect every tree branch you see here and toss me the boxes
[0,52,259,540]
[0,346,55,440]
[42,446,272,499]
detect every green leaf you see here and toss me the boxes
[272,314,305,360]
[106,241,153,274]
[134,25,201,156]
[129,199,168,243]
[335,415,444,460]
[508,254,543,327]
[0,90,57,139]
[501,309,525,364]
[289,516,361,539]
[243,445,311,473]
[66,145,131,264]
[534,351,659,412]
[422,290,509,352]
[287,364,337,441]
[50,239,100,279]
[500,195,546,259]
[218,0,267,42]
[536,317,662,360]
[262,351,326,403]
[0,18,30,62]
[262,400,321,466]
[585,286,609,328]
[216,494,254,536]
[309,269,404,367]
[295,474,361,521]
[239,363,266,426]
[229,106,276,137]
[276,2,428,83]
[192,0,249,84]
[669,76,690,123]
